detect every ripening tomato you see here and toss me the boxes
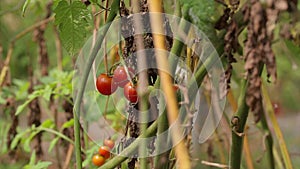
[99,146,110,159]
[104,139,115,149]
[96,73,117,95]
[113,66,134,88]
[173,85,179,91]
[92,154,105,166]
[124,82,138,103]
[272,102,281,116]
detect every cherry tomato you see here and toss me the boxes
[272,102,281,116]
[104,139,115,149]
[96,73,117,95]
[99,146,110,159]
[173,85,179,91]
[92,154,105,166]
[124,82,138,103]
[113,66,134,88]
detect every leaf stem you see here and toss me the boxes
[39,127,74,145]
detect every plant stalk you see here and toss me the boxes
[132,0,150,168]
[73,0,120,168]
[259,110,275,169]
[229,79,249,169]
[230,64,264,169]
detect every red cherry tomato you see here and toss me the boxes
[104,139,115,149]
[96,73,117,95]
[113,66,134,88]
[99,146,110,159]
[124,82,138,103]
[272,102,281,116]
[173,85,179,91]
[92,154,105,166]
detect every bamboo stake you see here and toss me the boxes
[148,1,191,169]
[261,83,293,169]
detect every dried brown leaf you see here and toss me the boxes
[243,0,285,122]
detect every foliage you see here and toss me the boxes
[23,151,52,169]
[54,0,92,55]
[15,69,73,115]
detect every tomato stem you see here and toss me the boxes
[73,1,120,168]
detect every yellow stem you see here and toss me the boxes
[243,130,255,169]
[148,1,191,169]
[262,83,293,169]
[227,90,238,112]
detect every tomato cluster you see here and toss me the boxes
[96,65,138,103]
[92,138,115,167]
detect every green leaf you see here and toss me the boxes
[42,85,52,101]
[61,118,74,129]
[15,99,32,115]
[10,134,22,150]
[61,87,71,95]
[13,79,30,100]
[53,0,63,9]
[121,161,128,169]
[22,0,31,17]
[90,0,98,3]
[16,90,43,115]
[54,1,91,55]
[29,150,36,165]
[180,0,218,45]
[0,95,6,104]
[23,137,32,153]
[29,90,44,99]
[0,122,10,153]
[32,161,52,169]
[106,114,117,121]
[39,76,55,85]
[24,151,52,169]
[48,137,59,153]
[23,130,40,152]
[41,119,55,128]
[284,40,300,58]
[10,128,31,150]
